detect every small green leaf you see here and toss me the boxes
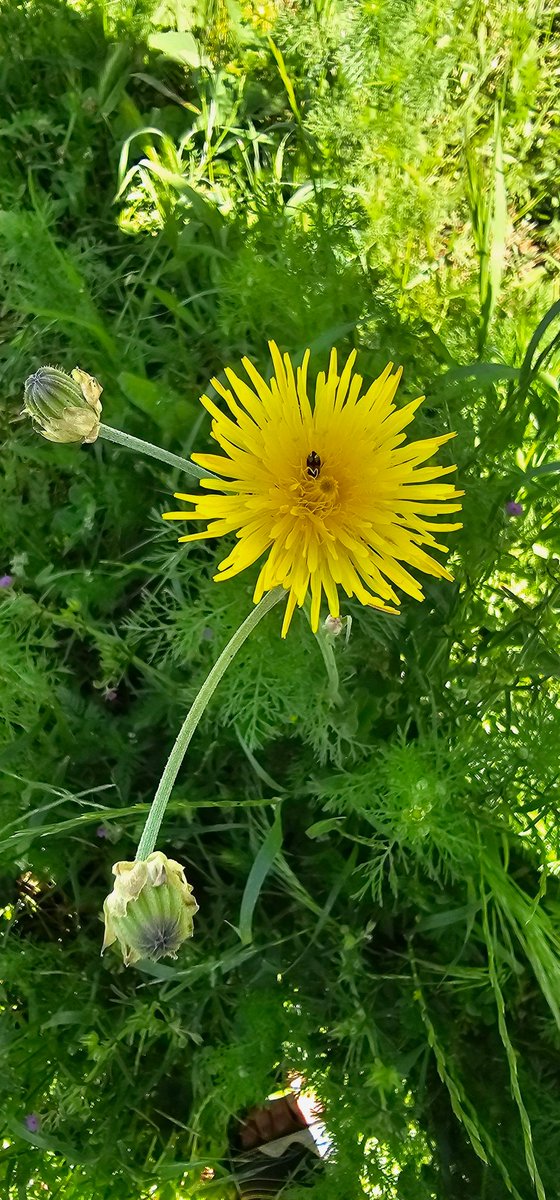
[41,1010,84,1030]
[527,460,560,478]
[306,818,344,839]
[148,31,211,69]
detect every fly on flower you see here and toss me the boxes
[164,344,463,637]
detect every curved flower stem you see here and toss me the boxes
[135,587,285,861]
[99,422,217,481]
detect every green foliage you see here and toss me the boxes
[1,0,560,1197]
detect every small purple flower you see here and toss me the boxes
[24,1113,41,1133]
[0,575,14,588]
[103,687,118,703]
[96,825,108,839]
[505,501,524,517]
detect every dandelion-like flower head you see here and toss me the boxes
[164,344,463,636]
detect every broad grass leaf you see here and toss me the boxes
[238,807,283,944]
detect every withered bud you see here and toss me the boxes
[102,852,198,967]
[23,366,102,444]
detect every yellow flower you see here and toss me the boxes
[164,344,463,637]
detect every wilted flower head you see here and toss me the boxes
[164,343,463,636]
[102,851,198,967]
[23,366,102,444]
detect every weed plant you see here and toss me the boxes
[0,0,559,1197]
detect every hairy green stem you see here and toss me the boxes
[303,600,343,706]
[99,422,216,481]
[314,627,343,706]
[135,587,285,860]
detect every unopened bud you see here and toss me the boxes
[102,851,198,967]
[323,615,344,637]
[23,366,102,444]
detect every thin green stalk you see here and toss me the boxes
[99,422,216,481]
[315,628,342,706]
[303,601,342,705]
[135,587,285,861]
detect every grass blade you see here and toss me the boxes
[238,807,283,945]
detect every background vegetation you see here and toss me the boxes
[1,0,559,1196]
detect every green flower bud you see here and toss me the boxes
[102,852,198,967]
[23,366,103,444]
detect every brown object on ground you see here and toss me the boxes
[237,1094,310,1149]
[230,1093,322,1198]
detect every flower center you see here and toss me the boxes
[290,462,340,519]
[136,915,183,959]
